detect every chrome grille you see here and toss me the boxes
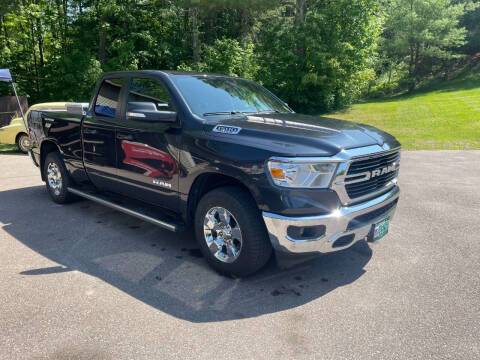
[344,151,400,199]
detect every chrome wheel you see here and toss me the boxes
[47,162,63,196]
[203,207,243,263]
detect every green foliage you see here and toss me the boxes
[43,53,103,102]
[0,143,18,153]
[378,0,476,92]
[459,0,480,54]
[0,0,477,112]
[0,0,382,111]
[256,0,380,113]
[182,38,258,78]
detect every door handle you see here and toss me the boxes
[117,134,133,140]
[83,128,98,135]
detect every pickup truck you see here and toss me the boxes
[27,71,400,277]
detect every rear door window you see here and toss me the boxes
[95,78,124,118]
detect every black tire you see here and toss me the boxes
[194,186,272,277]
[43,152,75,204]
[16,133,30,154]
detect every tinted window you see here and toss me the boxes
[95,78,123,118]
[170,75,291,117]
[128,78,173,112]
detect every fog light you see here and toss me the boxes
[287,225,326,241]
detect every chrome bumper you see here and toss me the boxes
[262,186,400,254]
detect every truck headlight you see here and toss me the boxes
[266,159,338,188]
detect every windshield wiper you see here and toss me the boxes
[203,111,244,116]
[253,110,281,114]
[203,110,285,116]
[240,110,283,115]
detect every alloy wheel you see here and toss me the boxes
[203,207,243,263]
[47,162,63,196]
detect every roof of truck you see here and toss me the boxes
[102,70,238,78]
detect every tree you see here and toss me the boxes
[256,0,379,113]
[382,0,469,91]
[9,0,471,112]
[458,0,480,55]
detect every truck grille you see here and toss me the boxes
[345,151,400,200]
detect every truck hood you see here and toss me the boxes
[205,113,400,157]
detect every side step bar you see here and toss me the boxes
[67,187,184,232]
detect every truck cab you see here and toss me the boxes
[28,71,400,277]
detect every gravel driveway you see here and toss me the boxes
[0,151,479,359]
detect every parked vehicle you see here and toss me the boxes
[27,71,400,276]
[0,102,68,153]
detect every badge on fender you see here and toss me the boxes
[212,125,241,135]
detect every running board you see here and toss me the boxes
[67,187,184,232]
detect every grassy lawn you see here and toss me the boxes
[328,76,480,150]
[0,143,18,153]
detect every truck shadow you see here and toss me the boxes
[1,185,372,323]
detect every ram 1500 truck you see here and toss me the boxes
[27,71,400,277]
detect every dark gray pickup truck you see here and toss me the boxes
[27,70,400,276]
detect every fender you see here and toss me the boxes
[177,126,268,220]
[179,166,261,225]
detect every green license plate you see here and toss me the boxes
[373,217,390,241]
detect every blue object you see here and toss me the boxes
[0,69,13,82]
[95,104,116,118]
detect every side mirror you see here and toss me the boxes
[127,101,177,122]
[127,110,177,123]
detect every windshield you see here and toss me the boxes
[171,75,292,117]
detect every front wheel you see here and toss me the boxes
[195,186,272,277]
[43,152,75,204]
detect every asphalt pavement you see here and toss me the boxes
[0,151,479,359]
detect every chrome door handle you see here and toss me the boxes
[117,134,133,140]
[83,128,98,135]
[127,112,146,118]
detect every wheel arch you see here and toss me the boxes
[185,172,258,225]
[15,131,28,144]
[39,140,62,181]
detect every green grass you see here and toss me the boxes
[0,143,18,153]
[328,75,480,150]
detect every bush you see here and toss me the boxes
[178,38,258,79]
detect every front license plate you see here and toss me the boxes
[373,217,390,241]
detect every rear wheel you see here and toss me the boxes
[195,186,272,277]
[16,133,30,154]
[43,152,75,204]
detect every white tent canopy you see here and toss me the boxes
[0,69,13,82]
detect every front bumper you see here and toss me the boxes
[262,186,399,254]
